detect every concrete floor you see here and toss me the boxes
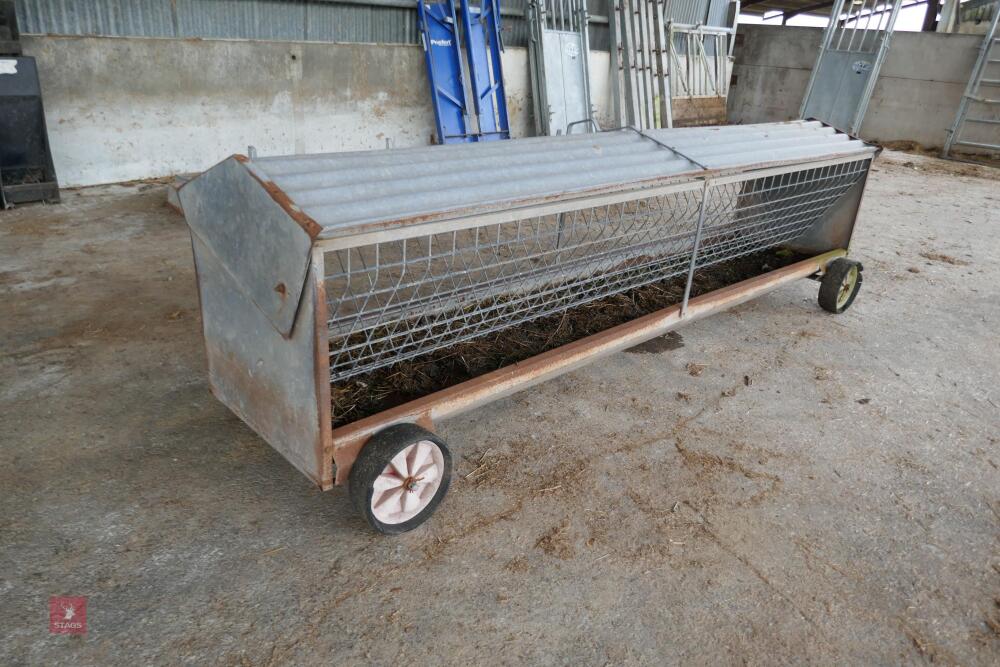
[2,151,998,665]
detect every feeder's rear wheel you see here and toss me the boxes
[819,258,863,314]
[349,423,452,535]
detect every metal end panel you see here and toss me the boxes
[245,121,874,239]
[179,156,317,338]
[191,236,326,486]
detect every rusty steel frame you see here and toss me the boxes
[180,124,877,493]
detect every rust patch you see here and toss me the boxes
[331,409,433,486]
[312,274,335,490]
[235,155,323,239]
[205,341,324,487]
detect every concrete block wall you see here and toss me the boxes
[727,24,998,153]
[21,35,617,187]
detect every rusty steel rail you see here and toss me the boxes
[325,249,845,485]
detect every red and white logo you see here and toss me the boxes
[49,596,87,635]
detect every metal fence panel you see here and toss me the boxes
[800,0,904,134]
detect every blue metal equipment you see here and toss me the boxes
[460,0,509,141]
[417,0,509,144]
[417,0,475,143]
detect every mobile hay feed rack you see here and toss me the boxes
[180,121,878,534]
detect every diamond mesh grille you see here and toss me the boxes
[324,159,870,381]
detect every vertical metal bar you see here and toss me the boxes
[645,0,659,126]
[681,180,711,317]
[693,29,717,96]
[843,0,863,51]
[653,0,673,128]
[632,0,649,127]
[634,0,646,127]
[609,0,626,126]
[856,0,878,52]
[620,0,642,126]
[833,0,847,50]
[578,0,595,129]
[527,1,544,134]
[728,0,740,58]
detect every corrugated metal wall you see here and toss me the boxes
[13,0,728,51]
[13,0,420,44]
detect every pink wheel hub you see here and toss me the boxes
[371,440,444,525]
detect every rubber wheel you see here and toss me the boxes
[818,258,863,314]
[349,423,452,535]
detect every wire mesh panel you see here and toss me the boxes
[693,160,871,268]
[323,158,871,382]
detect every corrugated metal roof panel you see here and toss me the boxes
[242,121,875,237]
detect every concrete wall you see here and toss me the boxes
[727,25,999,153]
[21,35,615,187]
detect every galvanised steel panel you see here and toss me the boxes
[801,50,879,132]
[542,30,589,134]
[178,156,317,337]
[191,235,327,485]
[799,0,903,134]
[246,120,875,236]
[14,0,420,45]
[706,0,729,26]
[664,0,711,25]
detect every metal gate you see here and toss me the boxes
[527,0,596,136]
[668,22,732,100]
[609,0,735,130]
[800,0,904,134]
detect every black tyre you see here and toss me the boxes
[349,423,452,535]
[818,258,863,314]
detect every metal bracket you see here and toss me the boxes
[628,126,710,170]
[681,179,711,317]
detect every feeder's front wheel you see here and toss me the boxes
[819,258,863,314]
[349,423,452,535]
